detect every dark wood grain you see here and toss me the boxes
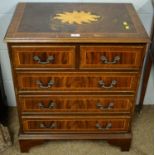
[16,72,139,93]
[4,3,149,43]
[19,95,134,114]
[12,45,75,69]
[22,116,130,133]
[80,45,145,69]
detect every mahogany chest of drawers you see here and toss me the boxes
[4,3,149,152]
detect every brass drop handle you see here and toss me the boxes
[39,122,57,129]
[33,55,54,64]
[36,80,54,89]
[98,80,117,89]
[38,101,56,109]
[96,122,112,131]
[100,55,120,64]
[96,102,114,110]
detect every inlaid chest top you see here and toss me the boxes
[5,3,149,43]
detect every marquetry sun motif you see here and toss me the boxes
[53,11,100,24]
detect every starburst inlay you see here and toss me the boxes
[53,11,100,25]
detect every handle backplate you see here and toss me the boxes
[96,102,114,110]
[96,122,112,131]
[36,80,54,89]
[38,101,56,109]
[98,80,117,89]
[39,122,57,129]
[100,55,120,64]
[33,55,54,64]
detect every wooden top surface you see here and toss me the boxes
[5,3,150,43]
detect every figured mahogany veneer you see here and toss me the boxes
[22,117,130,133]
[19,95,134,114]
[12,46,75,69]
[80,45,145,70]
[5,3,149,153]
[16,72,139,93]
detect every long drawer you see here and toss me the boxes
[80,45,145,70]
[22,116,130,133]
[16,72,139,93]
[19,95,134,114]
[11,45,76,69]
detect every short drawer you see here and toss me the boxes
[16,72,139,93]
[11,45,75,69]
[80,45,145,69]
[19,95,134,114]
[22,116,130,133]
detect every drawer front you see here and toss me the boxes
[11,46,75,69]
[80,46,144,69]
[22,117,130,133]
[19,95,134,114]
[17,72,139,93]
